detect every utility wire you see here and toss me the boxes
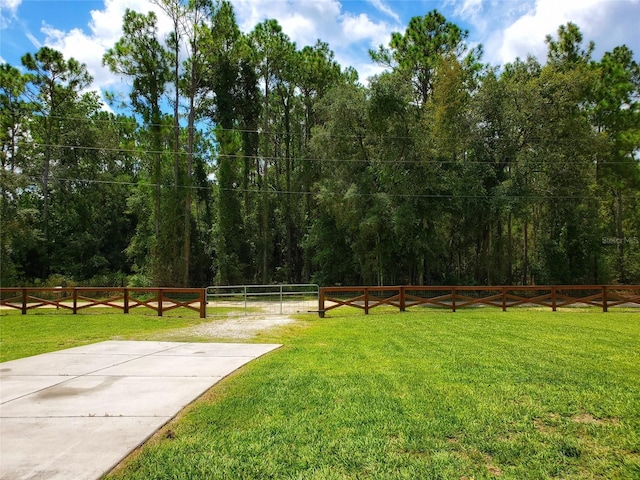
[25,142,635,165]
[26,175,607,200]
[24,113,624,143]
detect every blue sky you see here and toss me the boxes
[1,0,639,104]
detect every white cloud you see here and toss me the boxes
[25,30,41,49]
[0,0,20,9]
[351,58,387,84]
[0,0,21,27]
[229,0,394,78]
[42,24,106,84]
[39,24,110,107]
[278,13,315,46]
[446,0,489,34]
[27,0,395,98]
[341,13,390,46]
[89,0,172,43]
[484,0,640,66]
[366,0,400,23]
[448,0,484,18]
[232,0,343,43]
[38,0,174,107]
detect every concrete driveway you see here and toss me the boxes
[0,340,281,480]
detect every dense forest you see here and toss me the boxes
[1,1,639,288]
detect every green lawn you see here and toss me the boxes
[108,308,639,480]
[0,308,212,362]
[2,307,639,478]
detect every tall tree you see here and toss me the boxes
[249,19,296,283]
[103,9,173,284]
[370,10,481,105]
[591,45,640,282]
[471,59,539,284]
[546,22,594,70]
[152,0,183,191]
[308,83,380,284]
[291,42,344,279]
[0,63,31,284]
[530,24,601,283]
[203,0,246,284]
[20,47,93,277]
[45,106,136,281]
[179,0,215,286]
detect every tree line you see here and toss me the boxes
[1,2,639,288]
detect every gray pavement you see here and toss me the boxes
[0,340,281,480]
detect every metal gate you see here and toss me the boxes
[205,284,319,317]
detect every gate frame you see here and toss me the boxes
[205,284,319,317]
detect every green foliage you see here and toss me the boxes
[546,22,594,69]
[14,47,95,280]
[2,11,640,287]
[371,10,480,105]
[103,9,180,286]
[0,64,30,285]
[103,10,171,124]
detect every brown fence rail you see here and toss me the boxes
[0,287,207,318]
[318,285,640,316]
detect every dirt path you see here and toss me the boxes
[162,315,297,341]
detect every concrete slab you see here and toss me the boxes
[1,376,222,418]
[1,416,167,480]
[0,353,141,377]
[160,342,283,357]
[48,340,187,356]
[0,341,281,480]
[0,375,70,402]
[92,355,253,377]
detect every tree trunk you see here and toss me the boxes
[616,190,625,283]
[283,94,292,283]
[522,219,528,286]
[184,95,196,287]
[262,73,270,284]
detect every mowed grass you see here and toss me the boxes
[0,308,212,362]
[97,308,640,480]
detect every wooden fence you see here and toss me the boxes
[318,285,640,316]
[0,287,207,318]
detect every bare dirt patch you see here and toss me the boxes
[534,413,620,435]
[166,315,296,340]
[534,415,559,434]
[486,464,502,477]
[572,413,620,426]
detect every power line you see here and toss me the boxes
[26,142,636,165]
[26,175,607,200]
[23,113,630,144]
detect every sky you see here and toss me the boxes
[1,0,639,106]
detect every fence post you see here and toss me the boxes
[73,288,78,314]
[501,286,507,312]
[22,288,27,315]
[318,289,325,318]
[364,287,369,315]
[399,286,406,312]
[551,286,557,312]
[451,287,456,312]
[602,285,608,313]
[200,289,206,318]
[158,288,163,317]
[124,288,129,314]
